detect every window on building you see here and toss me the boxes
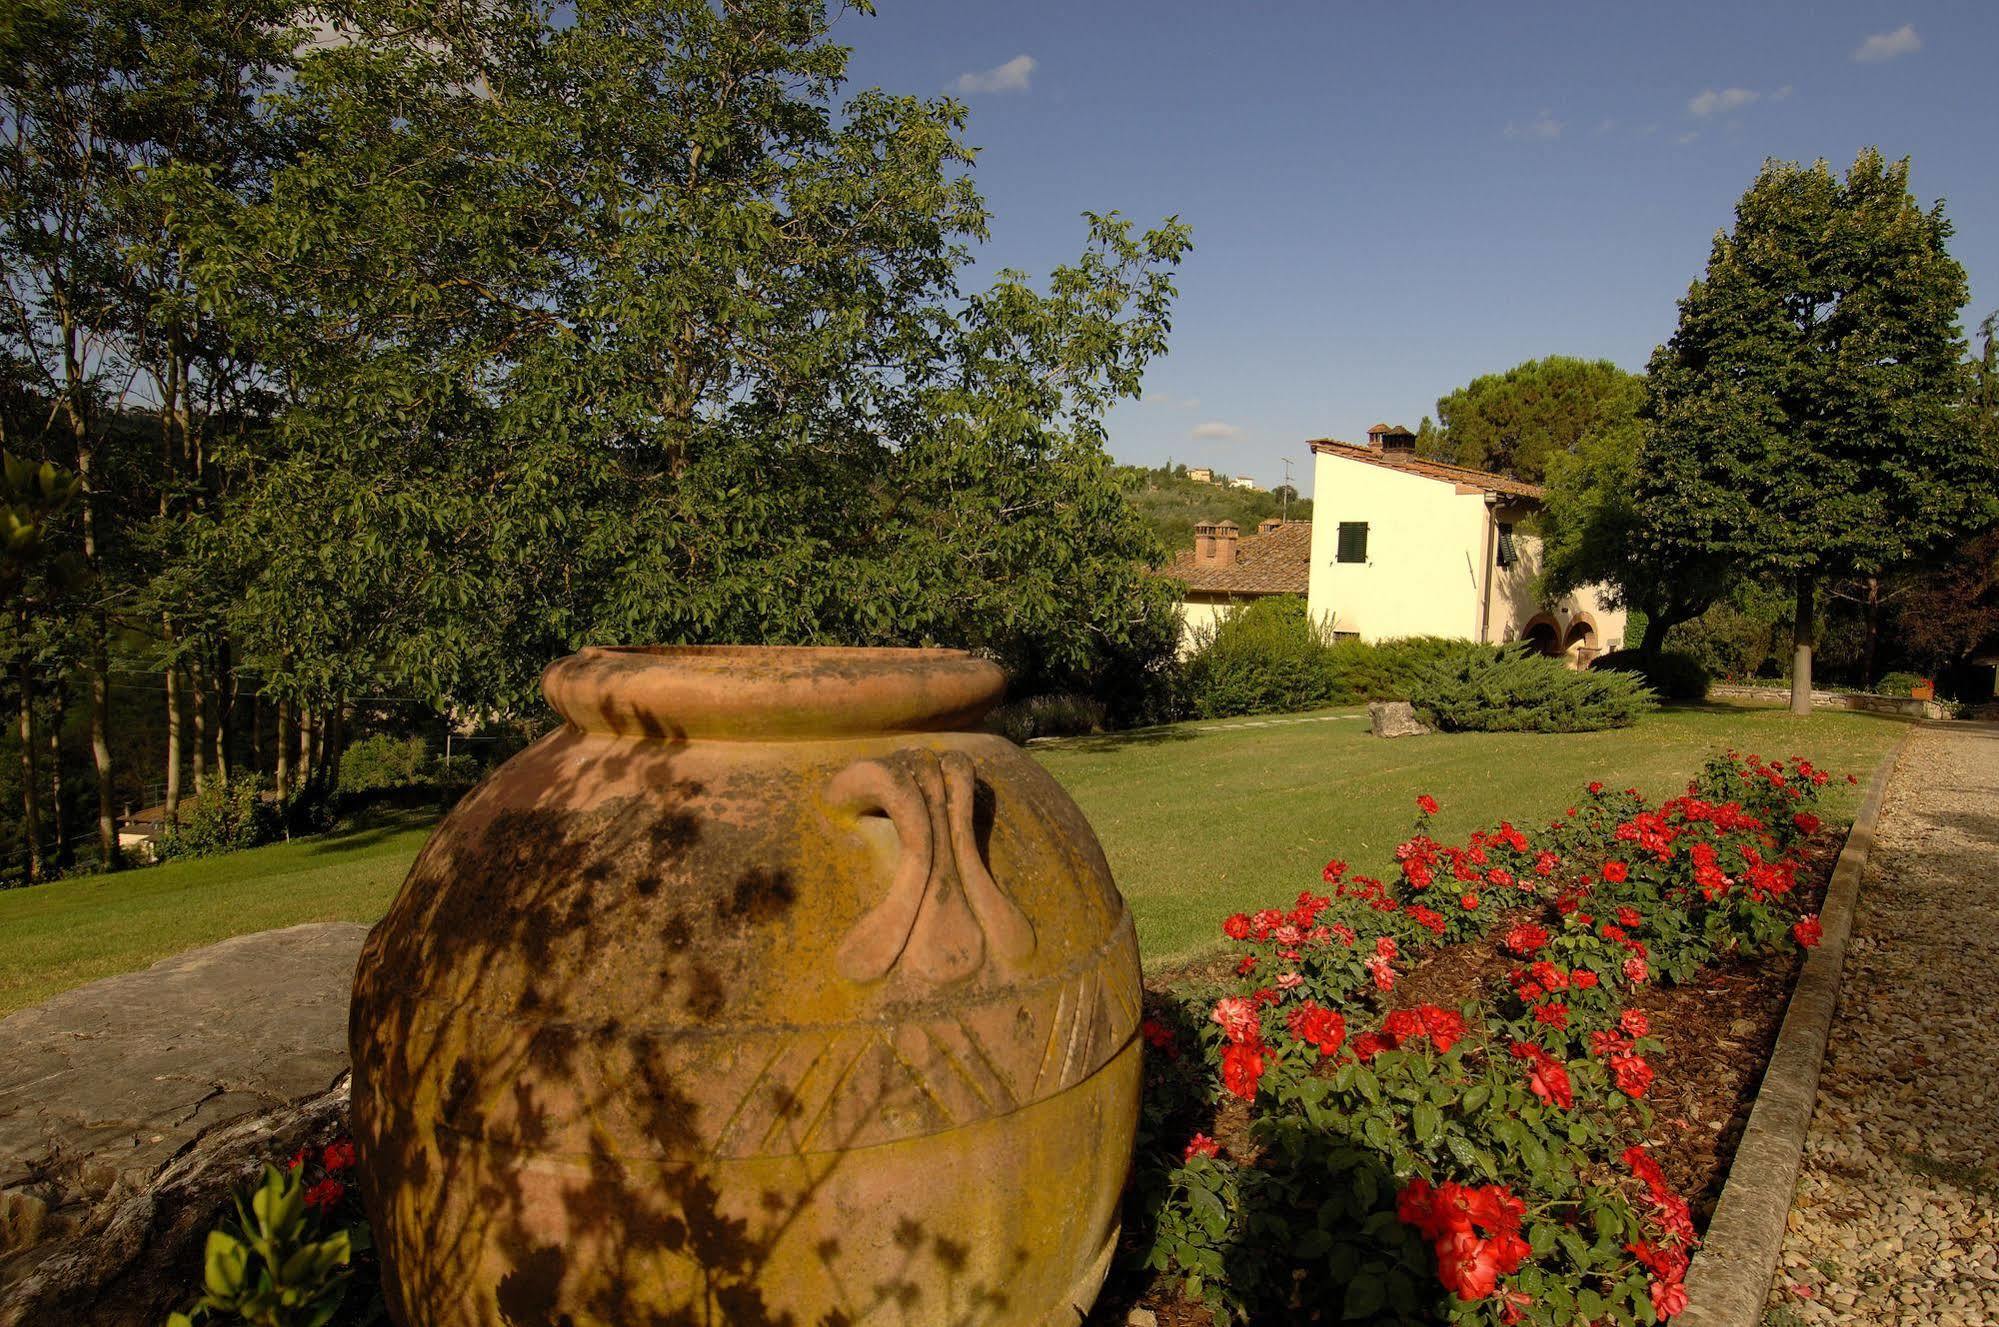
[1336,522,1369,563]
[1333,631,1361,643]
[1496,522,1517,567]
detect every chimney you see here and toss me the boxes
[1192,519,1240,568]
[1258,517,1283,536]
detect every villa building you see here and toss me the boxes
[1161,517,1311,651]
[1305,426,1625,664]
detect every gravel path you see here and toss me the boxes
[1766,723,1999,1327]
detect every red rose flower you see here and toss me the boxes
[1532,1002,1570,1030]
[1220,1042,1264,1100]
[1321,858,1347,882]
[1210,996,1260,1044]
[1610,1051,1653,1098]
[1351,1031,1389,1062]
[1623,955,1649,984]
[1417,794,1440,816]
[1651,1277,1689,1319]
[1620,1009,1650,1038]
[322,1140,357,1173]
[1602,860,1629,883]
[1793,915,1823,948]
[1222,913,1252,940]
[1792,812,1821,836]
[1182,1132,1221,1162]
[304,1177,345,1211]
[1503,923,1548,957]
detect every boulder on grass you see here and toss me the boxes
[1369,700,1432,738]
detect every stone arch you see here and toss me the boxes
[1521,612,1561,658]
[1564,613,1600,668]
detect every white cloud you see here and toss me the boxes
[1191,421,1243,441]
[1676,131,1700,145]
[1688,87,1759,117]
[951,54,1036,95]
[1771,84,1794,101]
[1853,24,1920,62]
[1504,108,1563,141]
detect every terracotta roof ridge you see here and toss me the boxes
[1307,438,1544,498]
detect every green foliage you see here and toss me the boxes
[335,735,436,796]
[1872,671,1925,698]
[1409,647,1656,733]
[174,0,1190,718]
[1323,637,1476,706]
[1666,582,1794,681]
[1183,596,1335,719]
[1120,465,1310,554]
[983,693,1108,745]
[1589,648,1710,702]
[155,776,279,861]
[167,1162,360,1327]
[1421,356,1646,484]
[0,451,82,599]
[1639,150,1993,693]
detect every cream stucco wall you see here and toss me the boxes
[1306,454,1486,640]
[1305,449,1628,660]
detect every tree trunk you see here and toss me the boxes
[49,682,70,870]
[163,626,182,821]
[251,688,263,778]
[189,652,208,794]
[15,609,42,883]
[275,694,291,801]
[298,702,315,791]
[1861,577,1882,692]
[325,696,346,793]
[86,627,115,869]
[214,637,235,784]
[1790,574,1816,716]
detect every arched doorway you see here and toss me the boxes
[1565,615,1600,669]
[1522,613,1561,658]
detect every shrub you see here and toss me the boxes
[1590,648,1710,702]
[1872,671,1925,698]
[1410,646,1656,732]
[336,734,436,795]
[1129,762,1841,1324]
[1322,636,1467,704]
[1183,596,1340,719]
[985,693,1109,744]
[155,776,280,861]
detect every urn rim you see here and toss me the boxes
[541,644,1007,739]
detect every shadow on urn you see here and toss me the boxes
[349,646,1143,1326]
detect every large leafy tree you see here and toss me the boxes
[181,0,1189,717]
[1537,420,1734,667]
[1420,356,1645,483]
[1639,150,1989,714]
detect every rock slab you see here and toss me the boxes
[0,923,366,1322]
[1368,700,1432,738]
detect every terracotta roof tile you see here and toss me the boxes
[1159,520,1313,595]
[1308,438,1545,501]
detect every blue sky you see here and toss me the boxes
[839,2,1999,488]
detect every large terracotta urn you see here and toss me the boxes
[349,646,1141,1326]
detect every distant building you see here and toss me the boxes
[1186,467,1215,484]
[1306,431,1625,664]
[1227,475,1262,491]
[1158,517,1311,652]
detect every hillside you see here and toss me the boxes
[1122,465,1312,553]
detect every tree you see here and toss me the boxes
[181,0,1190,717]
[1421,357,1646,483]
[1640,150,1989,714]
[1537,420,1733,667]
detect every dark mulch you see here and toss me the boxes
[1090,832,1842,1324]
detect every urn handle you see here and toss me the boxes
[828,749,1035,986]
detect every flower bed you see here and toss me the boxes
[1112,752,1851,1326]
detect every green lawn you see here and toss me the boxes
[0,701,1908,1015]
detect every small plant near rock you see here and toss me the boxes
[168,1141,373,1327]
[155,776,281,861]
[1127,753,1840,1324]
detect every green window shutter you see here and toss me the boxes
[1336,522,1369,563]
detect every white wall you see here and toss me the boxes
[1305,451,1628,658]
[1306,453,1485,639]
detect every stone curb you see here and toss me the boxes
[1676,729,1911,1327]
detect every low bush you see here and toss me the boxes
[155,776,280,861]
[985,693,1110,744]
[1590,648,1711,702]
[1128,753,1847,1324]
[1324,636,1468,704]
[1411,646,1657,732]
[1871,671,1925,698]
[1184,596,1340,719]
[336,734,437,795]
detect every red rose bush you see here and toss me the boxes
[1130,757,1839,1324]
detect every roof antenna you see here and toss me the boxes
[1280,457,1294,523]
